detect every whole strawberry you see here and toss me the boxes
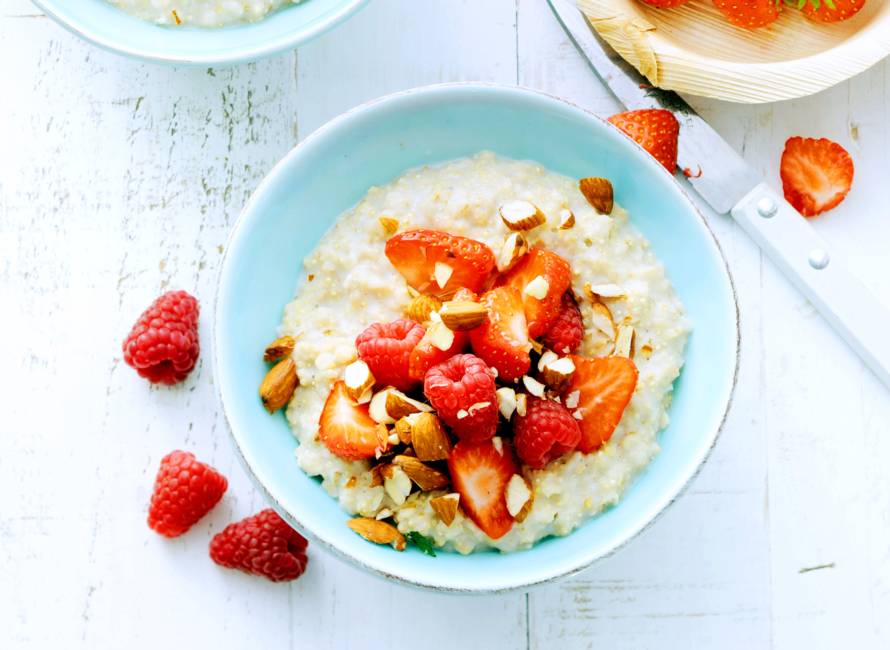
[210,509,309,582]
[639,0,690,6]
[607,109,679,172]
[712,0,781,29]
[147,450,228,538]
[122,290,200,385]
[801,0,864,22]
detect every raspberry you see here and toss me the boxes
[210,509,309,582]
[122,290,200,385]
[512,398,581,469]
[541,292,583,355]
[147,450,228,538]
[355,319,425,392]
[423,354,498,443]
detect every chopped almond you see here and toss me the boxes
[347,517,406,551]
[394,417,414,445]
[385,389,433,420]
[579,177,614,214]
[537,350,559,372]
[374,423,392,458]
[499,200,546,231]
[614,325,636,358]
[382,464,412,505]
[524,275,550,300]
[430,493,460,526]
[558,208,575,229]
[439,300,488,331]
[343,359,375,401]
[522,375,546,398]
[540,356,576,393]
[433,262,453,289]
[565,389,581,409]
[393,455,450,491]
[497,232,529,272]
[588,283,625,299]
[263,335,295,362]
[496,386,517,420]
[259,358,299,413]
[425,320,455,352]
[410,412,452,461]
[515,393,528,417]
[379,216,399,236]
[505,475,533,522]
[404,294,442,323]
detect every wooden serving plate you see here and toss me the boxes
[578,0,890,103]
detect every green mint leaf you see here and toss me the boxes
[406,531,437,557]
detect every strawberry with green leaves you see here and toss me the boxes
[712,0,781,29]
[799,0,864,22]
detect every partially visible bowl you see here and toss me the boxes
[215,83,739,592]
[33,0,369,66]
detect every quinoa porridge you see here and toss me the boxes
[107,0,304,27]
[269,152,689,554]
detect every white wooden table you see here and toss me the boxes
[3,1,889,647]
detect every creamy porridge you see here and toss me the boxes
[271,152,689,554]
[108,0,303,27]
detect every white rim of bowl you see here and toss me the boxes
[213,82,741,593]
[32,0,370,66]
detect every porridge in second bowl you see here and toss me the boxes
[107,0,305,27]
[258,152,689,555]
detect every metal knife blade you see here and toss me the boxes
[547,0,759,214]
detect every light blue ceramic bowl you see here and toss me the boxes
[33,0,368,66]
[215,84,739,593]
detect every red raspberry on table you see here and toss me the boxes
[122,290,200,385]
[147,450,228,538]
[513,398,581,469]
[355,319,425,392]
[423,353,498,443]
[542,292,584,355]
[210,509,309,583]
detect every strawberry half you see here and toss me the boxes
[802,0,864,22]
[385,229,496,298]
[469,286,531,382]
[712,0,781,29]
[780,136,854,217]
[607,109,679,172]
[318,380,380,461]
[448,438,518,539]
[567,356,638,453]
[495,248,571,338]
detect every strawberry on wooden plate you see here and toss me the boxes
[640,0,690,5]
[319,380,380,461]
[801,0,864,22]
[567,356,638,453]
[385,229,495,298]
[712,0,781,29]
[607,109,679,172]
[448,438,518,539]
[469,286,532,382]
[495,248,571,338]
[780,136,854,217]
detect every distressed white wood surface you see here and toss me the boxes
[2,0,889,648]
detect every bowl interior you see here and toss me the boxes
[216,85,738,592]
[35,0,367,65]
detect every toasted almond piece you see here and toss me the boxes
[496,387,517,420]
[369,389,395,424]
[394,417,414,445]
[369,464,384,487]
[565,389,581,409]
[434,262,453,289]
[379,216,399,236]
[375,508,394,520]
[492,436,504,456]
[515,393,528,417]
[263,335,295,362]
[347,517,406,551]
[505,475,533,522]
[522,375,546,398]
[356,387,373,405]
[588,301,616,339]
[497,232,529,272]
[404,294,442,323]
[456,409,468,420]
[410,412,452,461]
[558,208,575,230]
[430,493,460,526]
[439,300,488,331]
[383,464,412,505]
[343,359,375,401]
[614,325,636,358]
[425,320,455,352]
[537,349,559,372]
[259,358,299,413]
[579,177,614,215]
[499,200,546,231]
[374,423,391,457]
[640,343,654,359]
[540,356,576,393]
[393,455,450,491]
[468,401,491,415]
[572,409,583,420]
[524,275,550,300]
[385,389,433,420]
[588,283,626,299]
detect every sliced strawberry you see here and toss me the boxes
[385,229,496,298]
[408,288,475,381]
[712,0,780,29]
[567,356,639,453]
[468,286,531,382]
[318,381,380,461]
[495,248,571,338]
[802,0,863,22]
[780,136,854,217]
[448,438,518,539]
[607,109,679,172]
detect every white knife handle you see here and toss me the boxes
[730,183,890,388]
